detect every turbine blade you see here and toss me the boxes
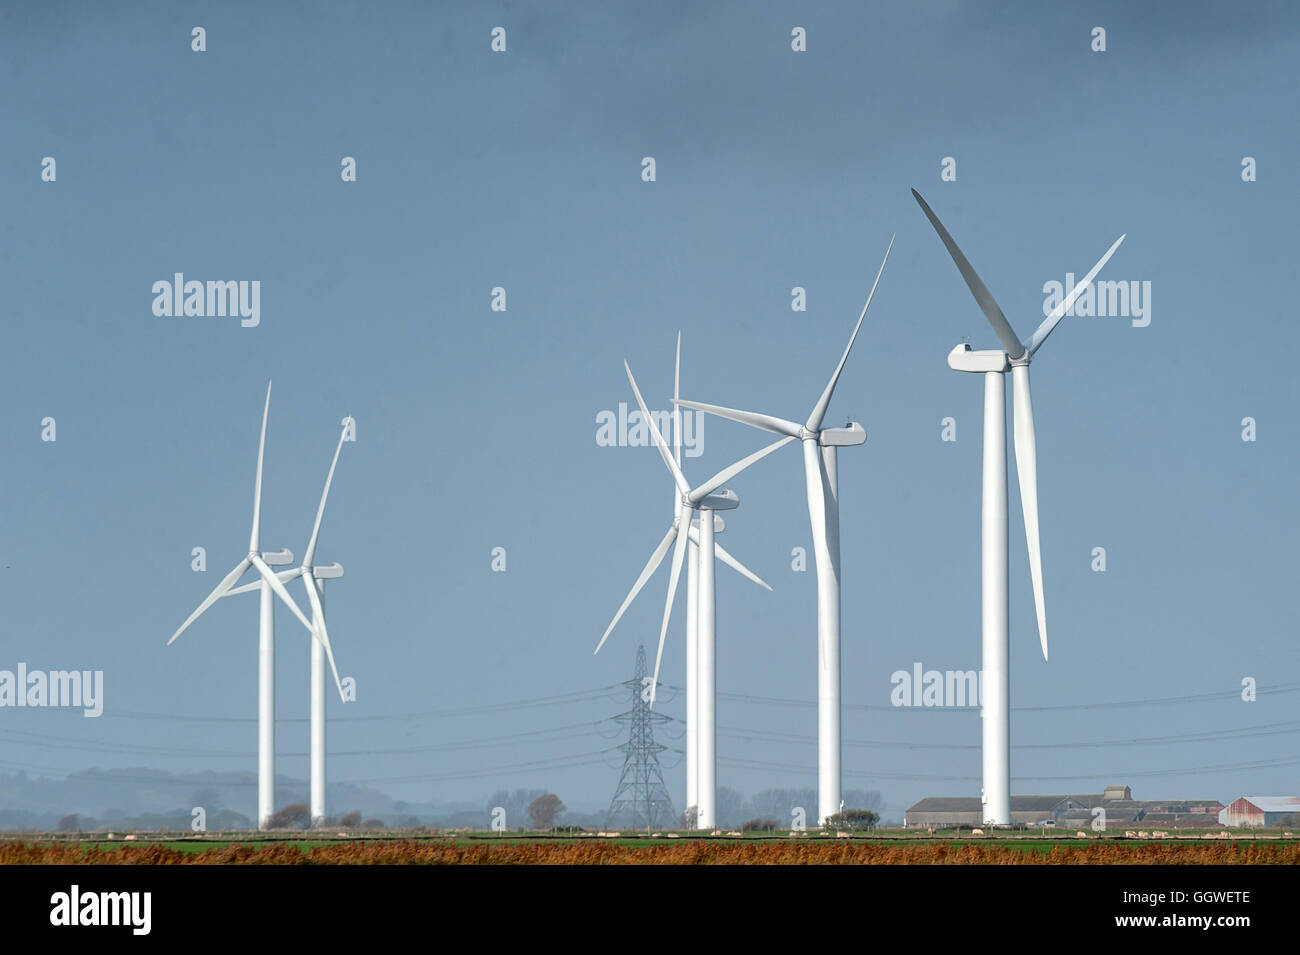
[1011,365,1048,661]
[304,576,346,700]
[303,424,349,568]
[1027,234,1127,357]
[650,517,691,706]
[805,234,894,431]
[222,566,303,597]
[625,361,690,496]
[710,539,773,591]
[249,381,271,553]
[912,189,1025,359]
[673,332,682,468]
[594,523,678,655]
[253,554,313,632]
[673,400,801,439]
[690,436,795,503]
[168,557,252,644]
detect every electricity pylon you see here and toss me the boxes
[605,645,676,830]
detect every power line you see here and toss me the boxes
[720,754,1300,782]
[0,720,615,759]
[717,717,1300,751]
[99,685,626,724]
[702,681,1300,713]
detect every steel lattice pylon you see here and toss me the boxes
[605,645,676,830]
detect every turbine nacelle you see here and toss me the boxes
[947,343,1011,374]
[311,563,344,580]
[261,548,295,566]
[818,422,866,447]
[694,489,739,511]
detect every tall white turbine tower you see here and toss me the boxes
[167,381,320,829]
[597,362,790,829]
[669,336,772,823]
[912,189,1124,825]
[307,562,343,824]
[677,237,894,825]
[227,421,350,825]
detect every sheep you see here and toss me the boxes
[1076,831,1088,838]
[1124,830,1136,838]
[971,828,984,836]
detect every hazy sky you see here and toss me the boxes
[2,1,1298,820]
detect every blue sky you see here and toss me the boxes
[1,0,1298,820]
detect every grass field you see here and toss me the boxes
[3,829,1298,864]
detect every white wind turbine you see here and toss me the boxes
[596,361,791,830]
[606,335,775,826]
[166,382,323,830]
[226,420,350,825]
[912,188,1124,825]
[676,237,894,826]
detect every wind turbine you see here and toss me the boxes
[596,361,791,829]
[613,335,775,826]
[676,236,894,826]
[911,188,1124,825]
[166,381,319,830]
[225,420,350,825]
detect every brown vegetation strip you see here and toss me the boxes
[3,840,1300,865]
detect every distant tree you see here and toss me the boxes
[740,817,780,832]
[191,787,223,811]
[745,788,817,823]
[679,806,699,830]
[338,811,362,828]
[823,809,879,832]
[1277,813,1298,828]
[842,789,885,814]
[487,788,547,828]
[715,787,744,828]
[210,809,253,830]
[361,818,386,829]
[56,813,79,832]
[266,803,311,829]
[528,794,565,829]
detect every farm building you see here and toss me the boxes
[1217,796,1300,828]
[904,785,1223,828]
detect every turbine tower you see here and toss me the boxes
[912,189,1124,825]
[665,336,772,824]
[307,563,343,823]
[605,644,675,830]
[167,382,320,829]
[677,237,893,825]
[597,362,789,829]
